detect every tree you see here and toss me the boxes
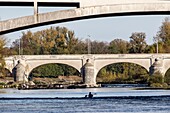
[91,40,109,54]
[156,17,170,45]
[72,40,87,54]
[108,39,129,54]
[155,17,170,53]
[11,26,79,55]
[129,32,147,53]
[0,35,7,77]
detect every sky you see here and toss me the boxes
[0,6,169,46]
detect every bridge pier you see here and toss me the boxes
[82,59,98,87]
[34,0,38,23]
[12,60,28,82]
[150,57,165,77]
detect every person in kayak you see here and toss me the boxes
[88,92,93,98]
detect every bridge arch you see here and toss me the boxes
[164,69,170,84]
[161,60,170,77]
[26,59,82,76]
[27,62,81,74]
[95,59,150,75]
[28,63,80,79]
[163,57,170,84]
[1,3,170,34]
[93,59,151,83]
[96,62,149,83]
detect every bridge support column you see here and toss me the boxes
[150,57,164,77]
[12,60,28,82]
[11,56,30,82]
[34,0,38,23]
[83,59,97,87]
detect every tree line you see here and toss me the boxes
[1,17,170,84]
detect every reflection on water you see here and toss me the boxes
[0,84,169,113]
[102,84,148,88]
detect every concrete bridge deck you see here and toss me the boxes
[4,53,170,74]
[1,0,170,35]
[0,0,169,7]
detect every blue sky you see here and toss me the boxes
[0,7,169,46]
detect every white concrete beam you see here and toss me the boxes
[1,0,170,7]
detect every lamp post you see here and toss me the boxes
[17,38,24,55]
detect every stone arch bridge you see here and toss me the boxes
[1,0,170,34]
[4,54,170,87]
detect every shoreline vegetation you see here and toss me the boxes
[0,76,169,90]
[0,70,170,90]
[0,74,170,90]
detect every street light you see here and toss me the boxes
[17,38,23,55]
[154,36,159,54]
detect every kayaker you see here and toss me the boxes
[88,92,93,98]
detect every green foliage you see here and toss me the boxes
[30,64,79,79]
[11,27,78,55]
[148,72,164,85]
[156,18,170,45]
[33,80,47,85]
[108,39,129,54]
[129,32,147,53]
[98,68,117,83]
[150,83,163,88]
[0,82,6,85]
[165,69,170,84]
[97,63,149,83]
[150,83,168,88]
[0,36,7,78]
[155,17,170,53]
[91,40,109,54]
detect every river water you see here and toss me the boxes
[0,84,170,113]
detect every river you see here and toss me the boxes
[0,84,170,113]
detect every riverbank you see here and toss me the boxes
[0,76,83,89]
[0,77,169,90]
[17,83,90,90]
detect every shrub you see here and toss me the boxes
[150,83,168,88]
[33,80,47,85]
[150,83,163,88]
[0,82,6,85]
[149,72,164,85]
[164,72,170,85]
[162,83,168,87]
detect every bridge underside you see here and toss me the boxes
[0,1,80,7]
[1,3,170,35]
